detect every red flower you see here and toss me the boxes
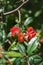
[27,27,34,32]
[10,26,20,36]
[26,27,36,40]
[28,31,36,39]
[18,33,24,43]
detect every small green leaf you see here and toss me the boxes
[18,44,25,54]
[34,10,42,17]
[24,17,33,26]
[0,9,3,13]
[2,30,6,41]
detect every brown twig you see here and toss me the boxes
[3,0,29,16]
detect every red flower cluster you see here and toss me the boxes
[26,27,36,39]
[10,26,36,43]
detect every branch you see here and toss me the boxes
[3,0,29,16]
[18,10,21,23]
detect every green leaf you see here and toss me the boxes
[2,30,6,41]
[24,17,33,26]
[27,36,39,56]
[0,57,6,65]
[8,41,16,51]
[9,58,16,62]
[13,58,21,65]
[34,10,42,17]
[29,55,42,64]
[33,55,42,64]
[0,9,3,13]
[18,44,25,54]
[2,51,23,58]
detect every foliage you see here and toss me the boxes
[0,0,43,65]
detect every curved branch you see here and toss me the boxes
[3,0,29,16]
[18,10,21,23]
